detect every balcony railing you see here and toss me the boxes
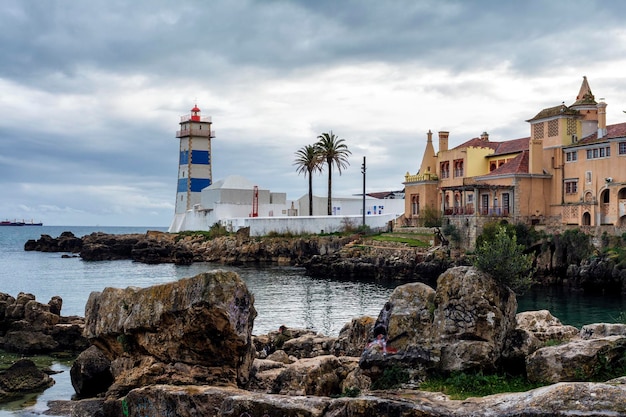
[176,128,215,138]
[443,206,509,216]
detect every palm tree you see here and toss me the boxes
[316,131,351,215]
[294,144,322,216]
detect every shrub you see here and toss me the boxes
[442,223,461,245]
[370,366,410,390]
[420,206,442,228]
[473,226,535,294]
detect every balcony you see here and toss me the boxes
[444,206,475,215]
[479,206,510,217]
[176,128,215,138]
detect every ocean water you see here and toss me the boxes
[0,226,398,416]
[1,226,625,416]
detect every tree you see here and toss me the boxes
[316,131,351,215]
[473,226,535,294]
[293,144,322,216]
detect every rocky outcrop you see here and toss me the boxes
[303,243,451,282]
[0,292,87,354]
[25,231,354,266]
[0,359,55,402]
[526,336,626,384]
[85,381,626,417]
[359,266,517,377]
[80,271,257,398]
[24,231,83,253]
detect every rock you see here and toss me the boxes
[516,310,579,343]
[0,292,86,354]
[71,345,114,398]
[282,333,337,359]
[359,266,517,377]
[24,231,83,253]
[0,359,54,402]
[580,323,626,339]
[75,381,626,417]
[526,335,626,383]
[82,271,257,398]
[269,355,356,396]
[334,316,375,357]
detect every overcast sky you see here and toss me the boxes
[1,0,625,227]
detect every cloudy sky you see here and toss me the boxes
[2,0,626,227]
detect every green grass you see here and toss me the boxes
[370,234,431,247]
[420,372,543,400]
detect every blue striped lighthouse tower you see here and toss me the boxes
[174,104,214,216]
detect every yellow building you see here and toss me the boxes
[404,77,626,237]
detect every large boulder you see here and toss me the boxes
[82,271,257,398]
[581,323,626,339]
[516,310,579,343]
[526,335,626,383]
[359,266,517,376]
[71,345,114,398]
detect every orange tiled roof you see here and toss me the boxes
[481,151,529,177]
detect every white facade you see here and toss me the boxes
[296,195,405,217]
[168,175,405,235]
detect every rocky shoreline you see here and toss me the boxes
[23,230,626,293]
[2,266,626,416]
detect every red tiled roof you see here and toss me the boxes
[492,137,530,156]
[481,151,529,177]
[452,137,500,151]
[576,121,626,145]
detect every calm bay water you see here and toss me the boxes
[0,225,625,415]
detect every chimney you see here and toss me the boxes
[480,131,489,141]
[438,131,449,152]
[597,99,607,138]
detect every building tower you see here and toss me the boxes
[174,104,214,214]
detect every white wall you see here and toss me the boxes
[223,213,398,236]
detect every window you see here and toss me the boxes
[440,161,450,179]
[453,159,464,177]
[603,190,610,204]
[490,162,497,171]
[587,146,611,159]
[586,171,592,184]
[620,142,626,155]
[566,151,577,162]
[411,195,419,215]
[565,179,578,194]
[533,123,545,139]
[502,193,510,215]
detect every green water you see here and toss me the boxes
[517,286,626,328]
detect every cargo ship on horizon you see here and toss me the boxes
[0,219,43,226]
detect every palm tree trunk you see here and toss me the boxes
[308,169,313,216]
[327,162,332,215]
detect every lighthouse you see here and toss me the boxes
[174,104,214,215]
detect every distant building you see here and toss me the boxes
[404,77,626,243]
[169,106,404,234]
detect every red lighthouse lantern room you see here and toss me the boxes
[190,105,201,121]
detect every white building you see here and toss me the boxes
[168,106,404,235]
